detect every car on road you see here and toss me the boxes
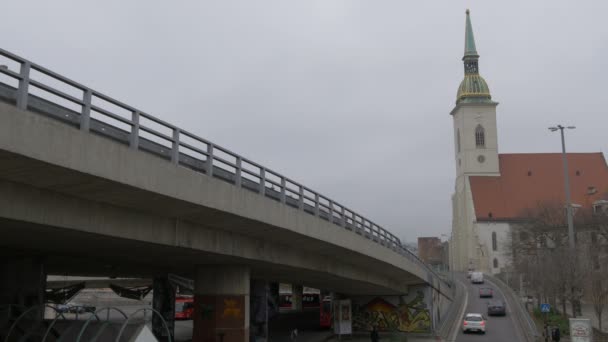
[462,313,486,334]
[55,304,70,313]
[479,287,493,298]
[467,268,474,278]
[471,272,484,284]
[487,300,506,316]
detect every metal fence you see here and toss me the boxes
[0,47,444,285]
[0,304,171,342]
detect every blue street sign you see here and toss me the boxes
[541,303,551,313]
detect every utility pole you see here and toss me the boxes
[549,125,576,249]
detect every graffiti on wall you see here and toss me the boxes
[352,287,432,332]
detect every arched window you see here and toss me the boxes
[475,125,485,148]
[457,129,461,153]
[493,258,499,268]
[492,231,497,251]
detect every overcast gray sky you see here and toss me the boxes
[2,1,607,242]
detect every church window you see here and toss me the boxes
[493,258,499,268]
[492,231,497,251]
[457,129,461,153]
[475,125,485,148]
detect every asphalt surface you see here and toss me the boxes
[455,275,524,342]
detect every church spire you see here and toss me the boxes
[464,9,478,59]
[456,9,492,104]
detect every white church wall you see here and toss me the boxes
[476,222,511,275]
[450,175,480,271]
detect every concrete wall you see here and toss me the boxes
[350,285,432,333]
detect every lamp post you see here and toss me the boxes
[548,125,576,250]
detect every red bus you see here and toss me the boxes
[175,296,194,320]
[319,296,332,328]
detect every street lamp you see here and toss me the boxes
[548,125,576,250]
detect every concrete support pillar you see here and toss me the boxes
[250,280,268,341]
[0,257,46,307]
[291,285,303,312]
[194,265,250,342]
[152,275,175,341]
[268,283,279,320]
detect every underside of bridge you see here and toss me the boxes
[0,217,415,295]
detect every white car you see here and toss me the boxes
[462,313,486,334]
[471,271,484,284]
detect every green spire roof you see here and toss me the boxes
[456,9,493,104]
[464,9,478,58]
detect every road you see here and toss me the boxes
[455,274,524,342]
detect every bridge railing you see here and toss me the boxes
[0,48,442,283]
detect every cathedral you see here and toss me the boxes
[449,10,608,274]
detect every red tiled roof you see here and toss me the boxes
[469,153,608,221]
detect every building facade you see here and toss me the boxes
[417,237,443,266]
[449,11,608,275]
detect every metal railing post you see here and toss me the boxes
[171,128,180,164]
[206,144,214,177]
[130,111,140,149]
[298,186,304,210]
[328,201,334,224]
[259,168,266,196]
[314,194,320,217]
[280,177,286,204]
[235,157,242,187]
[340,206,346,227]
[80,89,92,131]
[16,61,31,110]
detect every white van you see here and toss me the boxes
[471,272,484,284]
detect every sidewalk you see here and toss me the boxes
[557,301,608,333]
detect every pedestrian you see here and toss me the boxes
[542,322,550,342]
[290,328,298,341]
[370,325,379,342]
[552,326,560,342]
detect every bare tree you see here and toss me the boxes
[507,200,608,318]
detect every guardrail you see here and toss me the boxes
[0,47,443,285]
[436,275,465,340]
[486,274,540,342]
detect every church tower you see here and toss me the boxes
[451,10,499,178]
[450,10,500,272]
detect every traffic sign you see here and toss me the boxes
[541,303,551,313]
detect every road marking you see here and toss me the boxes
[485,278,525,342]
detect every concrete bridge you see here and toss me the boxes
[0,48,452,341]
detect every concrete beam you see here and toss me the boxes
[0,177,419,295]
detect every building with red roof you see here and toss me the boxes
[448,12,608,274]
